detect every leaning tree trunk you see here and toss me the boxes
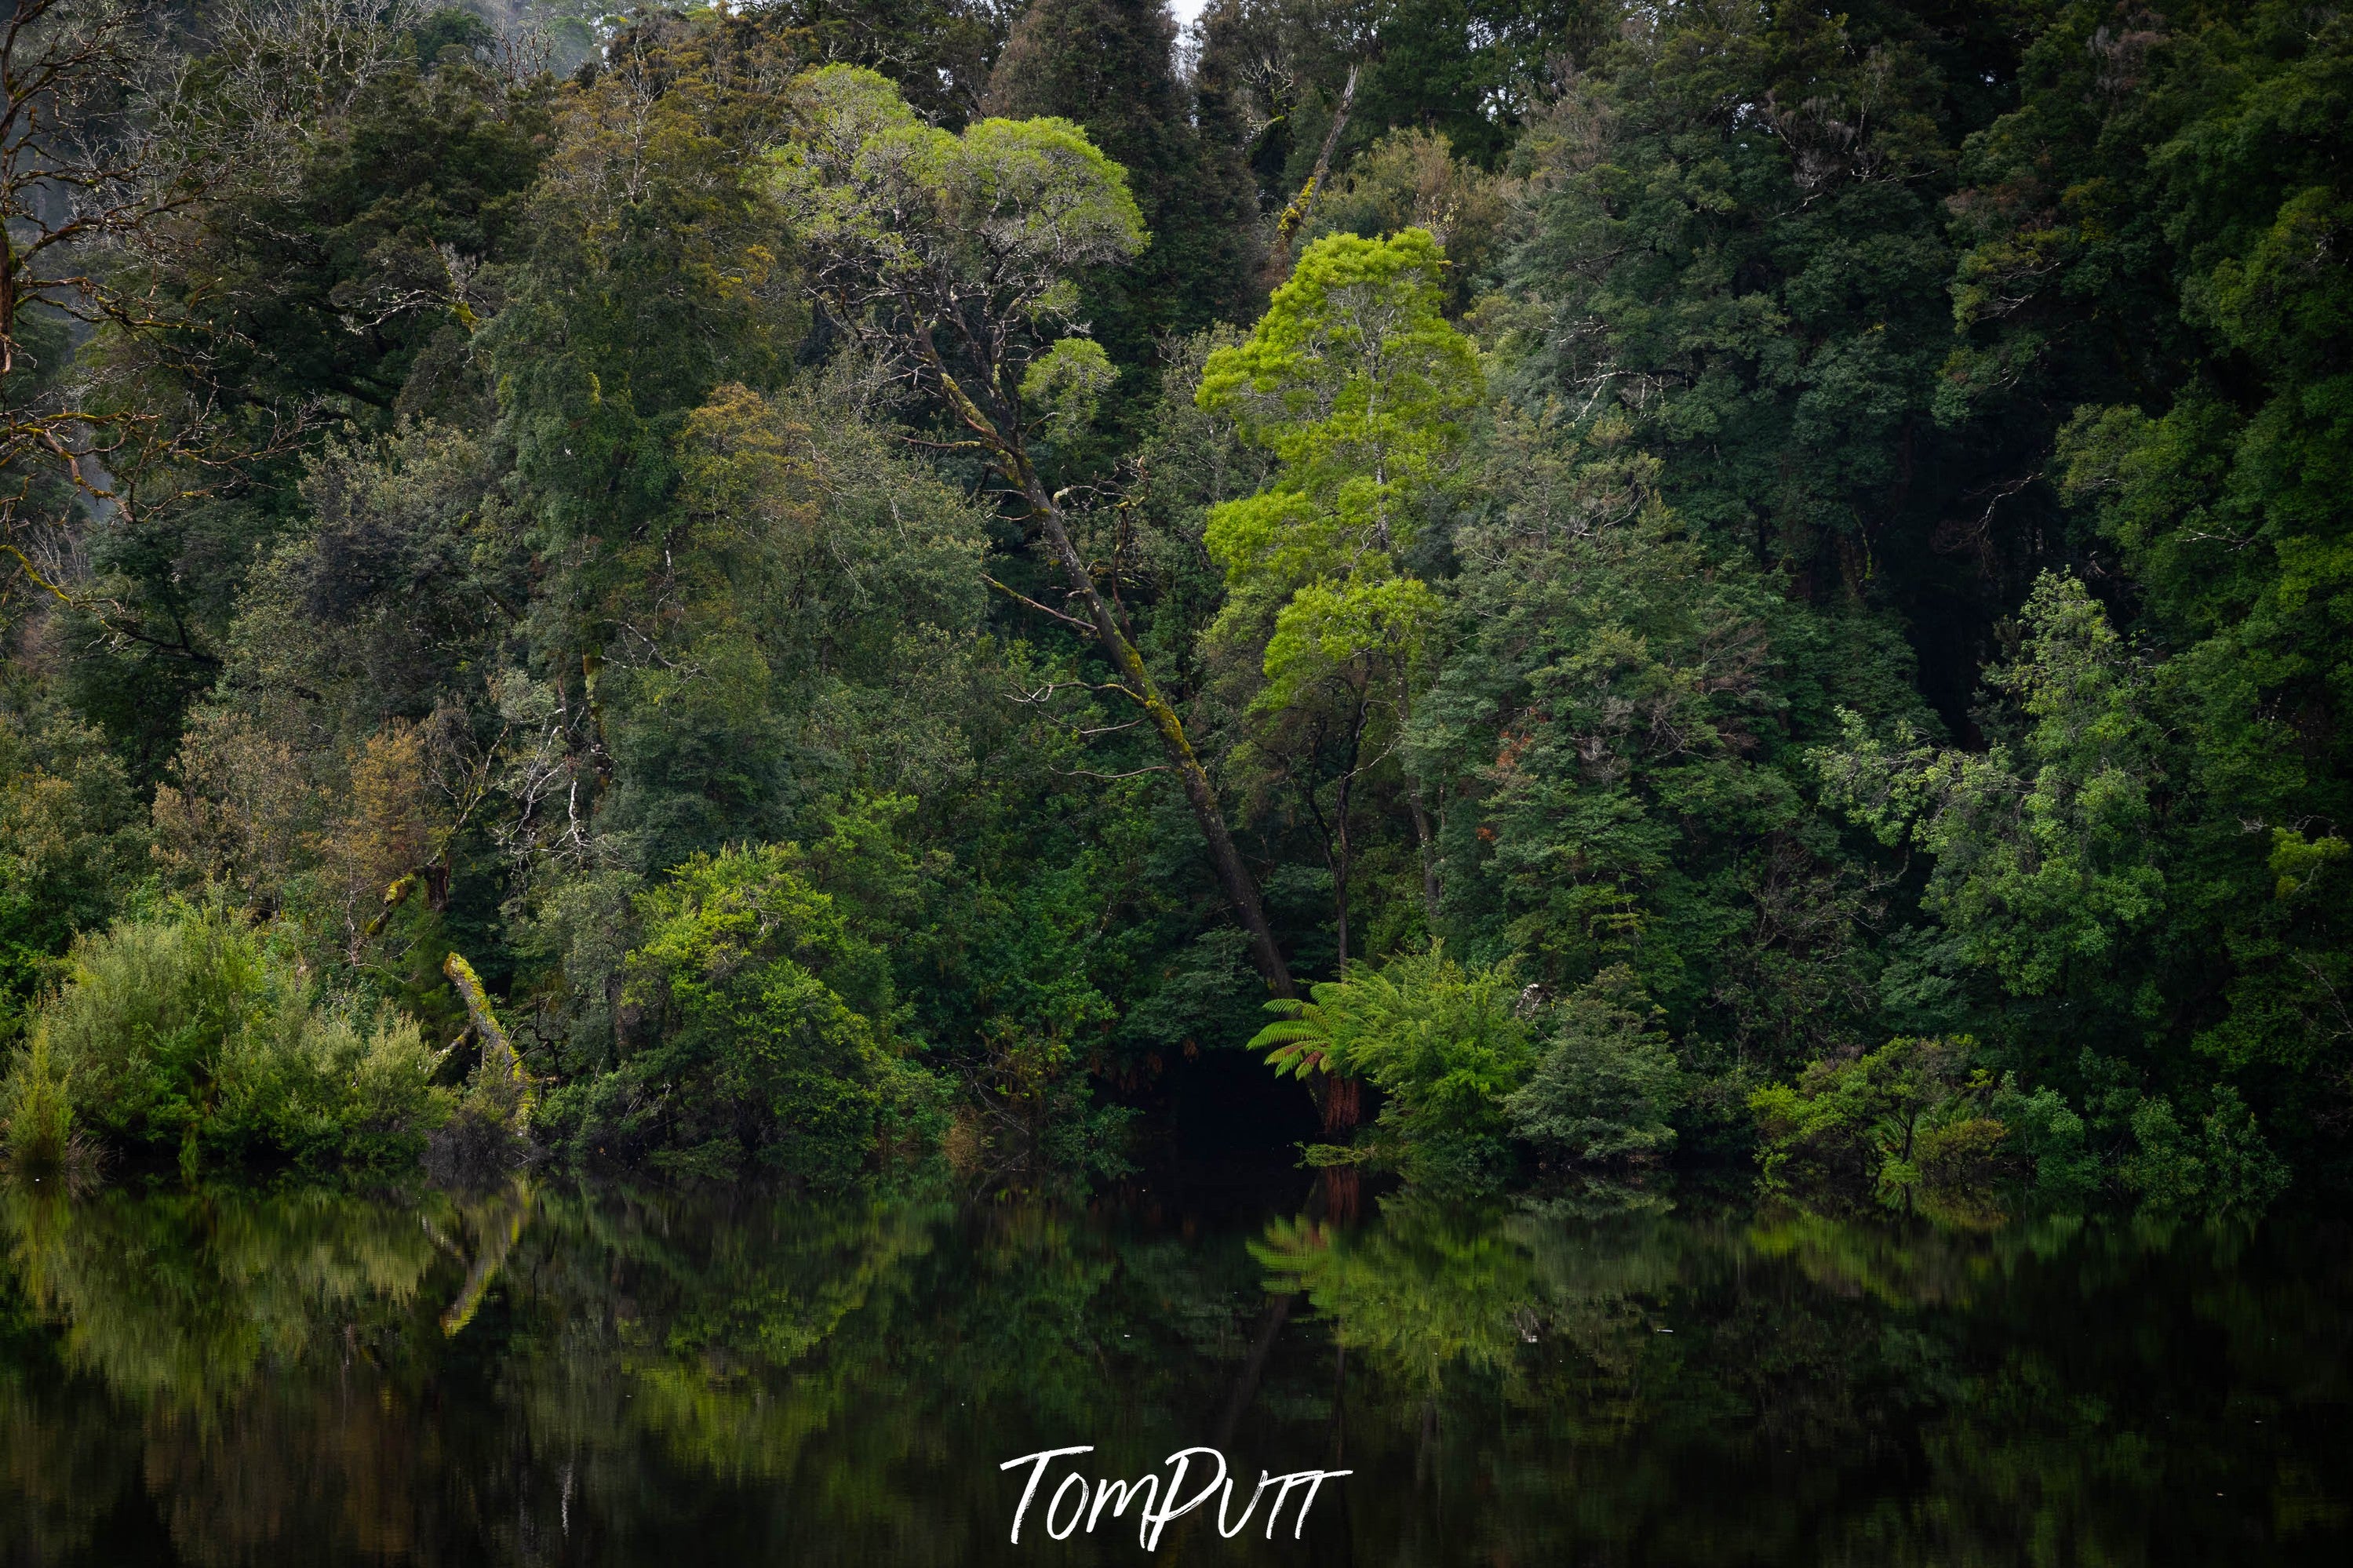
[1264,63,1360,286]
[924,354,1295,1000]
[1014,465,1295,999]
[443,951,534,1128]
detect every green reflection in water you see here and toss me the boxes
[1,1173,2348,1566]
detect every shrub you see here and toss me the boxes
[1751,1036,2294,1217]
[1996,1082,2102,1199]
[1506,966,1683,1165]
[566,845,944,1182]
[1748,1036,2005,1207]
[0,1031,73,1168]
[38,903,257,1159]
[212,1000,446,1168]
[14,904,447,1170]
[2120,1086,2289,1215]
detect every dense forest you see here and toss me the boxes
[0,0,2346,1213]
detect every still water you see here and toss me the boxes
[1,1162,2348,1566]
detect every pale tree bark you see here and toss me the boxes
[1262,61,1358,286]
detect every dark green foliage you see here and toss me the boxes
[1411,420,1915,1071]
[488,9,807,545]
[1489,0,2031,725]
[1353,0,1603,169]
[154,49,548,424]
[2012,5,2353,1159]
[1815,574,2168,1006]
[0,700,148,1031]
[1506,964,1682,1164]
[1199,0,1606,200]
[49,38,553,785]
[2118,1087,2293,1216]
[1994,1082,2100,1200]
[7,1,2349,1207]
[224,421,528,737]
[767,0,1011,125]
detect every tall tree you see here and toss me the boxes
[767,0,1014,126]
[1197,228,1480,966]
[2,0,445,780]
[1193,0,1605,225]
[1490,0,2030,728]
[774,64,1296,997]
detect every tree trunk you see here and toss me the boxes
[1033,491,1295,997]
[1005,460,1294,997]
[1331,793,1350,973]
[916,351,1295,998]
[1320,1071,1360,1135]
[1,223,19,376]
[1265,63,1360,286]
[1408,786,1442,922]
[1213,1292,1296,1449]
[443,951,534,1126]
[1331,689,1369,970]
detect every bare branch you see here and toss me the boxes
[1055,762,1173,782]
[982,571,1095,633]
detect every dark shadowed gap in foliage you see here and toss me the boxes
[1161,1042,1324,1159]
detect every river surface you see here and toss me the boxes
[1,1162,2348,1566]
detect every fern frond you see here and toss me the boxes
[1246,1018,1322,1052]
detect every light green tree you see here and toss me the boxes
[1197,228,1481,966]
[1197,230,1481,580]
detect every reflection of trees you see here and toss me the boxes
[499,1185,949,1493]
[1745,1201,2037,1311]
[1873,1217,2353,1565]
[483,1189,1295,1565]
[0,1179,2348,1565]
[0,1181,458,1565]
[0,1177,1299,1564]
[2,1181,443,1413]
[1255,1199,1539,1394]
[1,1253,141,1565]
[1248,1189,2353,1566]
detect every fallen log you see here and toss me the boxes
[442,951,534,1126]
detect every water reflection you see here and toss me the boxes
[2,1172,2348,1565]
